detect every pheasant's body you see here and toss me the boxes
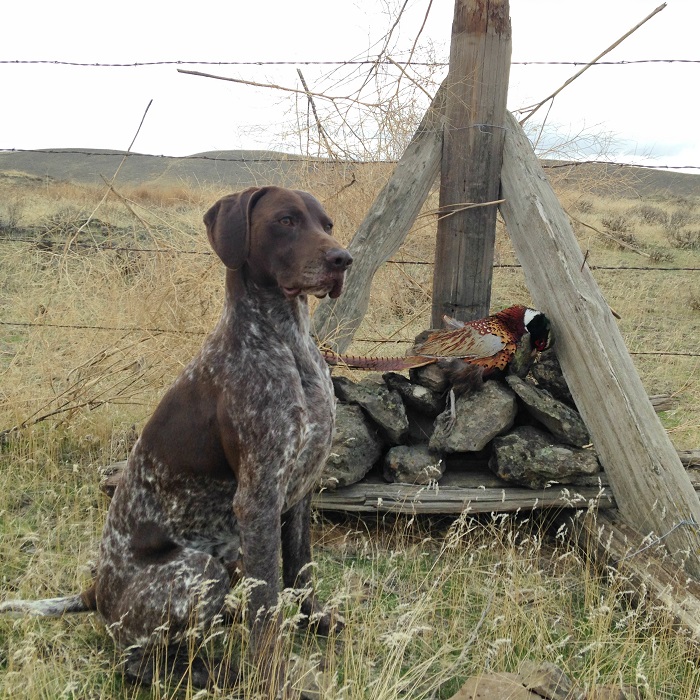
[322,305,552,386]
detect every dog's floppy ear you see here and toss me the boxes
[203,187,270,270]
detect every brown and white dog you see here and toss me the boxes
[1,186,352,690]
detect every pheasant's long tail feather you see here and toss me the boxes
[0,592,92,617]
[322,349,435,372]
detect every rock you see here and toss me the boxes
[530,348,575,406]
[404,406,436,443]
[430,380,517,453]
[506,375,590,447]
[332,375,409,445]
[383,444,445,484]
[519,660,584,700]
[383,372,444,417]
[409,363,449,393]
[318,403,382,490]
[447,673,540,700]
[490,425,601,489]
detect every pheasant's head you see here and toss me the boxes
[524,308,553,351]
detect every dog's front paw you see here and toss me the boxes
[307,604,345,636]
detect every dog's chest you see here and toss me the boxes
[220,298,338,510]
[282,351,336,509]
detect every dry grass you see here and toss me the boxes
[3,478,700,699]
[1,165,699,698]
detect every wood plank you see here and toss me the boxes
[568,510,700,640]
[101,460,700,513]
[499,109,700,578]
[311,82,446,353]
[431,0,511,325]
[313,471,615,514]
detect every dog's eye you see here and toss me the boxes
[324,223,333,232]
[279,216,294,226]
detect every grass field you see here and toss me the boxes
[0,161,699,698]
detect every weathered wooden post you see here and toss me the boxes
[500,110,700,578]
[431,0,511,326]
[313,83,446,353]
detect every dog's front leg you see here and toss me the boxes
[233,484,285,691]
[282,493,344,636]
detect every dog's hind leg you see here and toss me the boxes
[98,549,231,686]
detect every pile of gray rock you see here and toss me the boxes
[319,350,601,491]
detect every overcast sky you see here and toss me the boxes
[1,0,698,172]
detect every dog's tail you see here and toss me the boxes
[0,585,96,617]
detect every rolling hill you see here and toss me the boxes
[0,148,698,199]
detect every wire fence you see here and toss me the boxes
[2,147,699,171]
[1,235,699,270]
[1,52,698,368]
[1,319,698,359]
[2,58,699,67]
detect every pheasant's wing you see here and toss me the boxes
[412,325,507,360]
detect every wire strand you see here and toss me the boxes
[1,58,698,67]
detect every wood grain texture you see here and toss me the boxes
[431,0,511,326]
[313,471,614,514]
[499,109,700,578]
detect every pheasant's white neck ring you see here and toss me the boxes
[524,308,539,328]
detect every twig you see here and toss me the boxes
[519,3,667,125]
[99,175,154,234]
[386,55,434,101]
[177,68,380,108]
[62,100,153,256]
[569,212,651,258]
[297,69,335,159]
[431,199,506,222]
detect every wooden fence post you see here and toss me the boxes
[500,110,700,578]
[431,0,511,327]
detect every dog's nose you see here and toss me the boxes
[325,248,353,270]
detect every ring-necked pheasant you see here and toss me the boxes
[322,304,553,393]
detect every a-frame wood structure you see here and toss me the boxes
[312,0,700,579]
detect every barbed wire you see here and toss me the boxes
[0,320,202,335]
[542,159,700,172]
[1,320,698,358]
[1,59,698,68]
[2,147,699,171]
[1,238,698,272]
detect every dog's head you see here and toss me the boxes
[204,186,352,299]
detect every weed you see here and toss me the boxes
[665,210,695,231]
[600,213,631,234]
[666,228,700,250]
[648,246,675,264]
[630,204,668,225]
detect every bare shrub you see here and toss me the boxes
[125,184,196,208]
[0,197,24,235]
[664,210,694,231]
[648,246,675,264]
[665,228,700,250]
[574,199,594,214]
[600,213,631,234]
[689,290,700,312]
[630,204,668,226]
